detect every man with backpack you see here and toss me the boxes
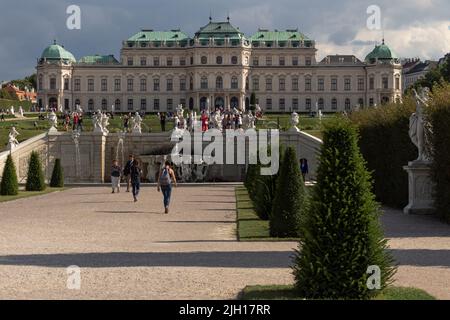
[157,161,177,214]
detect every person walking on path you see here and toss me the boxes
[123,154,134,192]
[159,112,166,132]
[111,160,122,193]
[130,159,142,202]
[300,158,309,182]
[157,161,177,214]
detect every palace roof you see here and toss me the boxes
[78,55,119,65]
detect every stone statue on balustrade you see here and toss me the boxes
[93,110,104,133]
[289,111,301,132]
[409,88,432,162]
[131,112,143,134]
[7,126,20,151]
[48,111,58,131]
[101,112,110,134]
[243,110,255,130]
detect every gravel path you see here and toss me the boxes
[0,186,448,299]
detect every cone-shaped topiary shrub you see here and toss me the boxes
[293,119,396,299]
[244,163,260,201]
[0,154,19,196]
[270,146,306,237]
[25,151,46,191]
[50,158,64,188]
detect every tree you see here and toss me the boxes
[270,146,306,237]
[50,159,64,188]
[0,155,19,196]
[25,151,46,191]
[293,120,396,299]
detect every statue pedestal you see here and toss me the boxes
[403,161,435,215]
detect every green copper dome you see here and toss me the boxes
[365,40,398,62]
[41,41,76,63]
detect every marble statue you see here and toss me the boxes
[93,110,104,133]
[101,113,110,134]
[410,88,431,162]
[175,104,186,130]
[132,112,143,134]
[243,110,255,130]
[18,106,24,118]
[10,106,14,115]
[7,126,20,150]
[290,111,300,132]
[49,111,58,130]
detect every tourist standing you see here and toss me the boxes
[201,111,208,132]
[77,114,84,131]
[300,158,309,182]
[130,159,142,202]
[160,112,166,132]
[111,160,122,193]
[123,154,134,192]
[157,161,177,214]
[72,112,79,131]
[123,115,129,132]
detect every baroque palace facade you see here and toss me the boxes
[36,19,402,113]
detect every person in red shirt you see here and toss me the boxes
[201,111,209,132]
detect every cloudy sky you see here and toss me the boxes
[1,0,449,81]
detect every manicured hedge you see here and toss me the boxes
[426,84,450,223]
[0,154,19,196]
[350,98,417,208]
[0,99,32,111]
[25,151,46,191]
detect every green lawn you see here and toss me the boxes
[0,187,66,203]
[235,186,299,241]
[240,285,436,300]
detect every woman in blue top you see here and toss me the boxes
[157,161,177,214]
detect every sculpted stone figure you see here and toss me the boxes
[49,111,58,130]
[7,126,20,150]
[93,110,104,133]
[101,113,110,134]
[410,88,431,162]
[132,112,143,134]
[290,111,300,132]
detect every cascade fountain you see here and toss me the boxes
[116,131,126,167]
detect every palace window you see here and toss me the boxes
[201,76,208,89]
[50,78,56,90]
[305,57,311,66]
[231,56,238,65]
[292,56,299,66]
[266,98,272,110]
[114,79,121,91]
[140,78,147,92]
[179,99,185,109]
[345,98,351,110]
[153,57,160,66]
[369,98,374,106]
[74,79,80,91]
[382,77,389,89]
[101,98,108,111]
[231,76,238,89]
[266,56,272,66]
[279,78,285,91]
[331,78,338,91]
[38,75,43,90]
[332,98,338,110]
[190,57,194,65]
[252,77,259,91]
[279,56,285,66]
[180,58,186,66]
[140,57,146,66]
[279,98,285,110]
[292,98,299,110]
[305,77,311,91]
[395,77,400,90]
[167,99,173,110]
[127,99,133,110]
[318,78,324,91]
[101,78,107,92]
[127,78,133,92]
[64,78,69,90]
[88,79,94,92]
[358,78,365,91]
[358,98,364,107]
[216,76,223,89]
[252,57,259,66]
[167,57,173,66]
[127,57,133,66]
[167,78,173,91]
[88,99,94,110]
[369,77,375,90]
[306,98,311,110]
[153,78,160,91]
[344,78,351,91]
[114,99,121,111]
[201,56,207,64]
[180,78,186,91]
[318,98,324,110]
[216,56,223,65]
[189,77,193,90]
[292,77,299,91]
[266,77,272,91]
[154,99,160,111]
[140,99,147,111]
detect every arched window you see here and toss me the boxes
[101,98,108,111]
[38,75,43,90]
[358,98,364,108]
[318,98,324,110]
[189,77,194,90]
[75,99,81,108]
[216,56,223,64]
[115,99,121,111]
[345,98,351,110]
[231,76,238,89]
[200,97,208,110]
[230,97,239,108]
[88,99,94,111]
[201,56,207,64]
[216,76,223,89]
[201,76,208,89]
[231,56,238,64]
[332,98,337,110]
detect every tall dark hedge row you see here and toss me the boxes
[50,158,64,188]
[427,84,450,223]
[350,98,417,208]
